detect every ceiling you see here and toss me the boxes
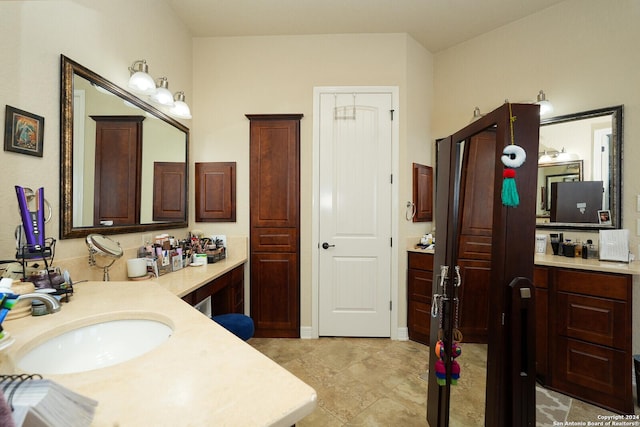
[167,0,566,53]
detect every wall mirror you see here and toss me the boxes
[60,55,189,239]
[536,105,622,230]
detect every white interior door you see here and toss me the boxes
[318,91,393,337]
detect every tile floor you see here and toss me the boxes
[249,337,627,426]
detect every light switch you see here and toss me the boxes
[637,219,640,237]
[637,195,640,212]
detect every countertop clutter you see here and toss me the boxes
[408,243,640,276]
[0,240,317,426]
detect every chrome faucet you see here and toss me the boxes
[17,293,61,313]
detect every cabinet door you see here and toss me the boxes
[92,115,143,225]
[153,162,186,221]
[250,252,299,338]
[457,259,491,343]
[412,163,433,222]
[533,266,549,382]
[195,162,236,222]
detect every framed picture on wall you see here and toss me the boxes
[598,209,612,225]
[4,105,44,157]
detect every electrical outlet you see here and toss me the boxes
[637,219,640,237]
[141,233,152,246]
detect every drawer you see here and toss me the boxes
[408,269,433,303]
[408,252,433,271]
[555,268,630,300]
[458,234,492,260]
[556,292,628,348]
[552,336,632,414]
[251,228,298,252]
[533,266,548,289]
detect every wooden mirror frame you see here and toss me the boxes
[536,105,623,230]
[60,55,189,239]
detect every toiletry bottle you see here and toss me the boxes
[574,240,582,258]
[582,241,588,259]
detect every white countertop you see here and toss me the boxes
[0,240,317,426]
[534,253,640,275]
[407,245,640,275]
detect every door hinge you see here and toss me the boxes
[390,237,393,247]
[390,109,395,121]
[390,301,392,311]
[390,174,393,184]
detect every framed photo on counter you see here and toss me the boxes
[598,209,612,225]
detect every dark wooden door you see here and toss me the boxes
[426,103,540,427]
[247,114,302,337]
[91,115,143,226]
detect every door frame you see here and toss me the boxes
[309,86,400,339]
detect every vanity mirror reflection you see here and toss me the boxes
[60,55,189,239]
[536,105,622,229]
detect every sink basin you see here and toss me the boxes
[17,318,173,374]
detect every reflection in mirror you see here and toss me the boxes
[60,55,189,239]
[536,106,622,229]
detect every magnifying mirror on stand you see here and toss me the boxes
[86,234,123,281]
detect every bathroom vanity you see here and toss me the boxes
[534,253,638,414]
[408,248,638,415]
[1,243,317,426]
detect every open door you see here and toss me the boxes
[426,103,540,427]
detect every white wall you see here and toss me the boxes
[191,33,434,328]
[432,0,640,352]
[0,0,192,262]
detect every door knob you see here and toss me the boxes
[322,242,335,249]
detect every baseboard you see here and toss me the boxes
[397,327,409,341]
[300,326,315,339]
[298,326,409,340]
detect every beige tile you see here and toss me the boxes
[249,337,611,426]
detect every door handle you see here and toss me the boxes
[322,242,335,249]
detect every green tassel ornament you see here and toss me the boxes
[501,168,519,207]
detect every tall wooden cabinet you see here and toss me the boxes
[247,114,303,338]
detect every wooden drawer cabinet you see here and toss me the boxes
[407,252,433,345]
[181,265,245,315]
[548,267,633,414]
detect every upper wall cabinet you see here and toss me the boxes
[195,162,236,222]
[412,163,433,222]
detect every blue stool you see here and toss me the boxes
[212,314,255,341]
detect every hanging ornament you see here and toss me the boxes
[500,104,527,207]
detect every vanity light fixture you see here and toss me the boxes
[538,147,578,164]
[149,77,175,107]
[535,90,554,116]
[128,60,156,95]
[169,91,192,119]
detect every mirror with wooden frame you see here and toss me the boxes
[536,105,622,230]
[60,55,189,239]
